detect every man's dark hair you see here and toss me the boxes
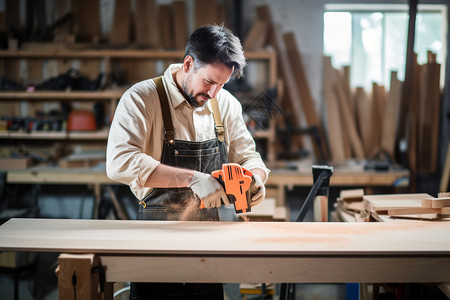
[185,25,246,79]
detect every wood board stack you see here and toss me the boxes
[336,189,369,222]
[364,193,450,222]
[323,52,442,173]
[246,5,330,162]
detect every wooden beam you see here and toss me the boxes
[173,1,187,50]
[134,0,159,48]
[73,0,100,43]
[110,0,131,45]
[256,6,305,153]
[381,71,402,161]
[323,57,347,162]
[422,197,450,208]
[334,69,365,159]
[354,87,370,157]
[159,4,174,49]
[283,32,329,161]
[194,0,218,29]
[244,21,268,51]
[418,53,441,174]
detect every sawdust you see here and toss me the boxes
[165,197,200,221]
[180,198,199,221]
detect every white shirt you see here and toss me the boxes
[106,64,269,200]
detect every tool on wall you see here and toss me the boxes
[200,163,253,213]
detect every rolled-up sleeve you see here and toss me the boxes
[106,82,163,196]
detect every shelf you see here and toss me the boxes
[0,129,109,140]
[0,90,125,100]
[0,49,275,60]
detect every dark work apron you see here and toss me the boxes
[130,77,228,300]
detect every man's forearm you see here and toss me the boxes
[144,164,195,188]
[250,168,267,183]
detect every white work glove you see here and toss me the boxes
[250,174,265,207]
[188,171,230,208]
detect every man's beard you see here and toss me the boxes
[182,82,209,108]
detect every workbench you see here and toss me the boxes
[0,218,449,299]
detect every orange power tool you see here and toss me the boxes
[200,163,253,213]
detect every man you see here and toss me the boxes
[106,25,269,299]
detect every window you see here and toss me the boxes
[323,4,447,89]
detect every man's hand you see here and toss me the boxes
[188,171,230,208]
[249,173,265,207]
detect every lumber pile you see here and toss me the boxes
[336,189,369,222]
[244,7,443,168]
[247,5,329,162]
[323,53,442,174]
[363,192,450,221]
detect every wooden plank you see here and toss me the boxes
[341,66,354,117]
[244,21,268,51]
[418,54,441,174]
[354,87,370,157]
[217,3,229,27]
[159,4,174,49]
[73,0,100,43]
[2,218,450,255]
[283,32,329,161]
[408,54,421,178]
[364,193,432,214]
[340,189,364,202]
[194,0,218,29]
[388,207,450,216]
[334,68,365,159]
[441,142,450,192]
[173,1,187,50]
[422,197,450,208]
[134,0,159,48]
[323,57,347,162]
[256,7,304,152]
[381,71,402,161]
[370,83,384,156]
[110,0,131,45]
[54,0,72,42]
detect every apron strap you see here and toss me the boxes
[210,97,225,142]
[154,76,175,144]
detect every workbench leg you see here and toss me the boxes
[313,195,328,222]
[56,253,113,300]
